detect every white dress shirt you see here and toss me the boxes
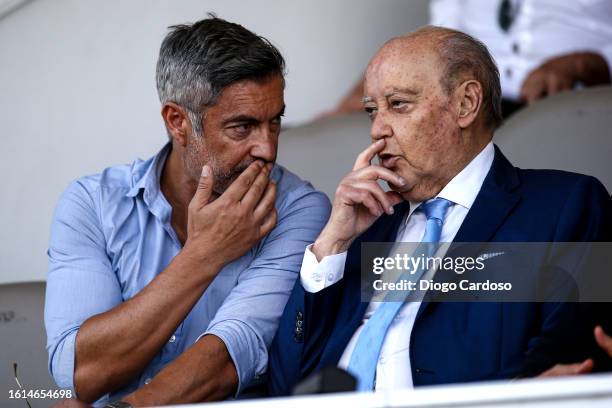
[430,0,612,100]
[300,142,495,391]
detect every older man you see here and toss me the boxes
[44,16,330,407]
[268,26,612,394]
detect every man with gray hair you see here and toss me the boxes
[269,26,612,394]
[45,16,329,406]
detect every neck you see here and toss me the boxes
[458,126,493,171]
[160,145,198,211]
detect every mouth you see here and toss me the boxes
[378,153,401,169]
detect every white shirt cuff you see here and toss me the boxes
[299,244,347,293]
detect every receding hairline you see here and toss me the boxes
[367,25,503,129]
[366,28,449,78]
[372,26,459,64]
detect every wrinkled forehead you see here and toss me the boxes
[364,38,443,96]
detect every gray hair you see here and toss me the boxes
[156,15,286,136]
[408,26,503,129]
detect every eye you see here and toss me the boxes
[230,123,253,138]
[272,114,285,125]
[271,115,283,126]
[364,106,378,119]
[390,100,409,110]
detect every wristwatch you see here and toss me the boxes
[103,401,133,408]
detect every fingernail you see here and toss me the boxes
[201,166,210,177]
[398,177,406,186]
[388,207,394,214]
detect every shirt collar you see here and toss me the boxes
[126,143,171,202]
[406,141,495,217]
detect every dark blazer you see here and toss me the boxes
[268,146,612,396]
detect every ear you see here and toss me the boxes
[455,79,483,129]
[161,102,194,146]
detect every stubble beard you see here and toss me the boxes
[186,134,254,195]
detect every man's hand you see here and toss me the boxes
[184,161,277,267]
[594,325,612,358]
[536,325,612,379]
[538,358,594,378]
[312,139,404,260]
[520,52,611,104]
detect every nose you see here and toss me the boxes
[370,110,392,142]
[251,126,278,163]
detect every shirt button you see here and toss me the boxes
[327,272,335,281]
[506,68,513,78]
[512,43,519,54]
[313,273,322,282]
[144,378,152,385]
[169,334,176,343]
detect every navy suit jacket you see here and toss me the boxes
[268,146,612,396]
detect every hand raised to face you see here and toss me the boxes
[311,139,405,261]
[185,160,277,269]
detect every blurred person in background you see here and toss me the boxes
[327,0,612,119]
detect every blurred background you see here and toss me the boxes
[0,0,429,284]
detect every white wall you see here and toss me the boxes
[0,0,429,283]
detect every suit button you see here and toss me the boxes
[294,329,304,342]
[415,368,421,373]
[294,311,304,342]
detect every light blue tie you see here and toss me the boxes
[346,198,452,391]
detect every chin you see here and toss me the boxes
[397,186,433,203]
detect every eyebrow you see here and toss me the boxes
[222,104,286,126]
[362,87,420,104]
[384,87,419,97]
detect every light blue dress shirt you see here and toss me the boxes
[44,144,330,406]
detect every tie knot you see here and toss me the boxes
[420,198,453,222]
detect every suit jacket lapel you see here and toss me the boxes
[416,145,522,320]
